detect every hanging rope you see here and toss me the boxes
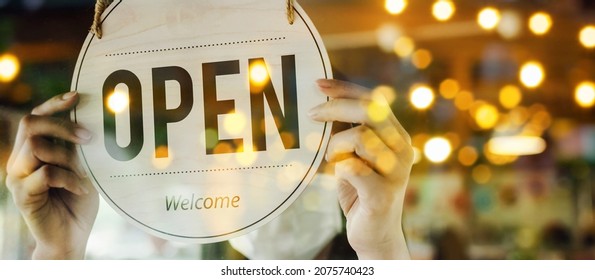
[91,0,295,39]
[287,0,295,25]
[90,0,114,39]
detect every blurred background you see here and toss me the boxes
[1,0,595,260]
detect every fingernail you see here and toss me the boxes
[316,79,333,89]
[75,128,93,142]
[61,91,77,100]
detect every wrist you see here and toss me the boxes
[355,229,410,260]
[32,243,87,260]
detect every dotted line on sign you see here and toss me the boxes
[109,164,293,178]
[105,36,287,57]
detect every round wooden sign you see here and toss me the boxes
[71,0,332,243]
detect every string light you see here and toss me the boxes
[424,137,452,163]
[477,7,501,30]
[393,36,415,57]
[439,79,460,99]
[458,146,479,166]
[499,85,523,109]
[519,61,545,88]
[528,12,553,36]
[579,25,595,49]
[106,90,129,113]
[432,0,455,22]
[385,0,407,15]
[409,84,435,110]
[497,10,523,40]
[473,103,500,130]
[0,53,20,83]
[411,49,433,69]
[575,81,595,108]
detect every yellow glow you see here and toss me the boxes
[412,133,430,150]
[409,84,435,110]
[0,53,21,83]
[107,90,129,113]
[477,7,501,30]
[472,164,492,184]
[439,79,460,99]
[529,12,552,36]
[519,61,545,88]
[372,85,397,104]
[411,49,433,69]
[385,0,407,15]
[497,10,522,40]
[393,36,415,58]
[412,147,422,165]
[152,145,173,170]
[458,146,478,167]
[575,81,595,108]
[499,85,522,109]
[484,145,518,165]
[236,147,257,166]
[454,90,474,111]
[424,137,452,163]
[474,103,499,130]
[487,136,546,156]
[579,25,595,49]
[432,0,455,22]
[249,61,270,86]
[367,100,391,123]
[223,111,247,136]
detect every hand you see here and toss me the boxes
[309,79,413,259]
[5,92,99,259]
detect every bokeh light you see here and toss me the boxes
[477,7,501,30]
[458,146,479,167]
[107,90,129,114]
[432,0,455,22]
[473,103,500,130]
[223,111,248,136]
[439,79,460,99]
[0,53,20,83]
[409,84,435,110]
[424,137,452,163]
[519,61,545,88]
[528,12,553,36]
[497,10,522,40]
[411,49,433,69]
[575,81,595,108]
[454,90,474,111]
[249,60,270,86]
[393,36,415,57]
[487,136,546,156]
[579,25,595,49]
[499,85,523,109]
[385,0,407,15]
[472,164,492,184]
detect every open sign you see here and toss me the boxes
[71,0,332,243]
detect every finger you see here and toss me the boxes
[313,80,412,146]
[317,79,372,100]
[9,92,81,166]
[335,158,392,212]
[22,165,89,197]
[309,98,409,153]
[30,136,86,178]
[327,126,401,179]
[31,91,79,116]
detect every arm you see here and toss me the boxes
[310,79,413,260]
[5,91,99,259]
